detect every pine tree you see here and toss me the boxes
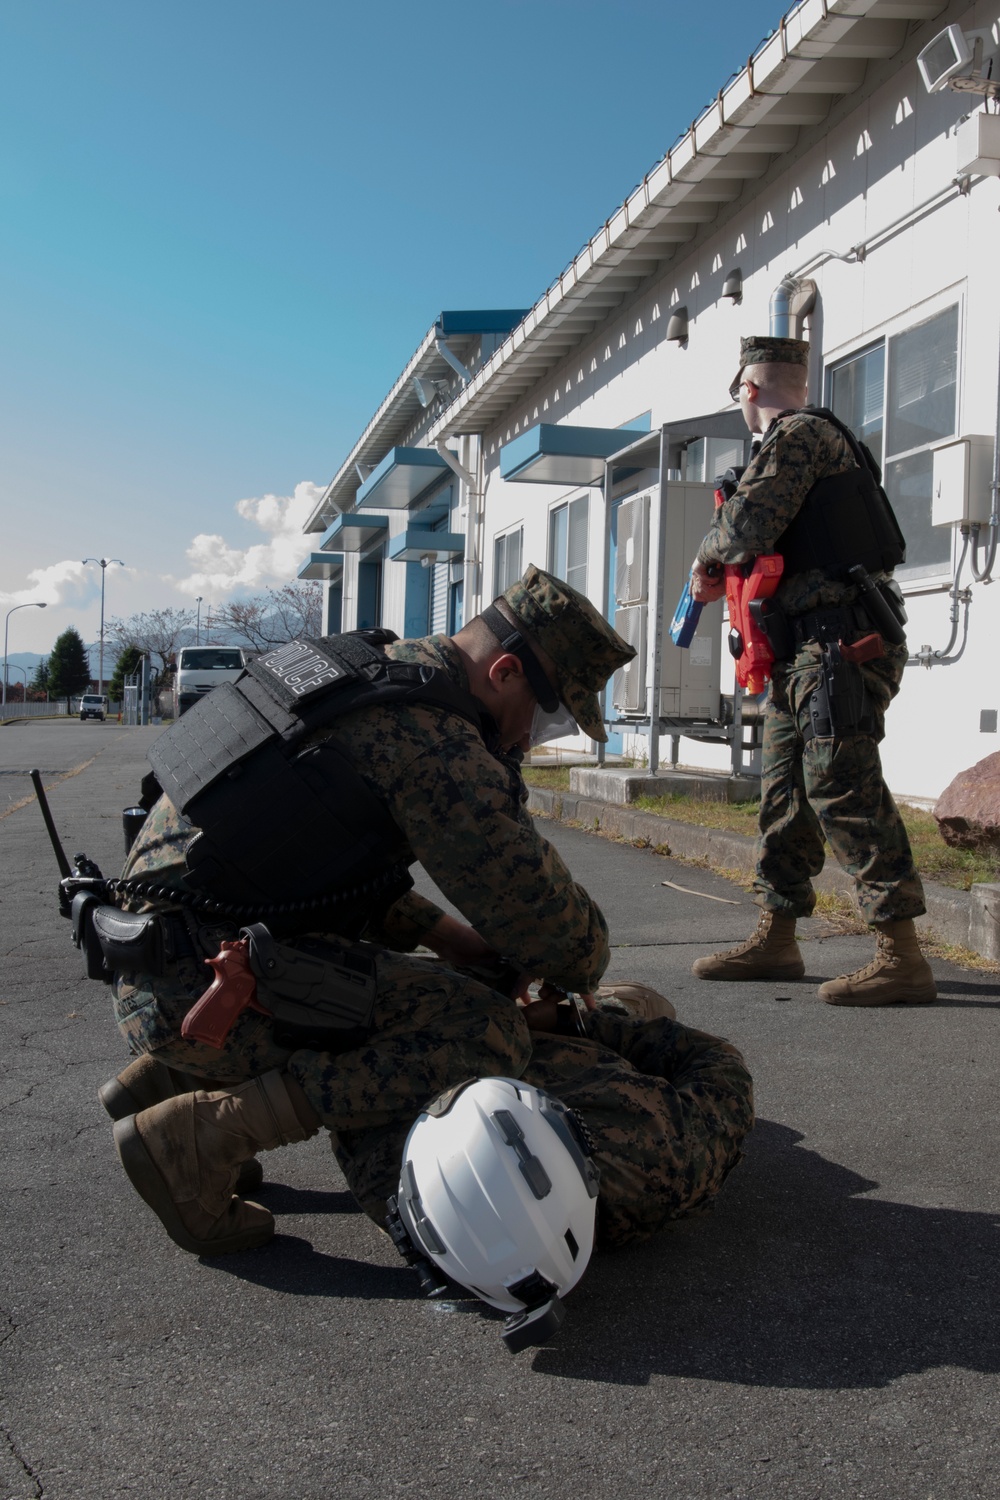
[47,627,92,713]
[29,658,49,696]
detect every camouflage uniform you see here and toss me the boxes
[698,406,925,925]
[115,569,753,1236]
[521,1011,752,1249]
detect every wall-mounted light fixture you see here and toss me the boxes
[412,375,448,408]
[665,306,689,344]
[722,268,743,303]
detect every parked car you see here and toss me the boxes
[80,694,108,721]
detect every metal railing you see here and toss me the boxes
[0,701,62,719]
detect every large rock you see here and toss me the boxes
[934,751,1000,849]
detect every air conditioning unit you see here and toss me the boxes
[658,480,724,719]
[615,490,651,606]
[612,605,646,715]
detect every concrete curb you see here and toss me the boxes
[526,785,997,961]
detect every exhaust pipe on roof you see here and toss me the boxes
[769,275,817,339]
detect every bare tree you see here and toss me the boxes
[105,607,196,684]
[212,582,322,653]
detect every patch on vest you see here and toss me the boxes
[253,638,351,706]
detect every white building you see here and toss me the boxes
[302,0,1000,804]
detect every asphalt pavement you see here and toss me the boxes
[1,718,999,1500]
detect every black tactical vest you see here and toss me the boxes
[772,407,906,578]
[147,632,489,910]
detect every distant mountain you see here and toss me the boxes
[5,644,112,678]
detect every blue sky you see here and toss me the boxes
[1,0,778,655]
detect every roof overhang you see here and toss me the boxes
[306,309,528,533]
[356,446,458,510]
[297,552,344,582]
[426,0,948,441]
[606,410,752,477]
[500,423,649,485]
[388,530,465,564]
[319,514,389,553]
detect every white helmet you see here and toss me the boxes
[388,1076,600,1353]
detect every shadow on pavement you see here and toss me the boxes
[533,1118,1000,1388]
[204,1234,413,1299]
[252,1184,362,1215]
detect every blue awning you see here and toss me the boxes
[356,447,458,510]
[388,530,465,565]
[319,513,389,552]
[297,551,344,582]
[500,423,649,486]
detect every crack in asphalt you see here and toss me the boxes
[0,1427,44,1500]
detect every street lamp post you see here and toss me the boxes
[3,601,47,707]
[82,558,125,696]
[5,663,26,700]
[196,596,203,645]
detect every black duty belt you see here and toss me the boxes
[791,604,872,649]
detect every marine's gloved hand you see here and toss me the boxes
[520,981,595,1034]
[690,558,726,604]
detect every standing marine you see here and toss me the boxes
[688,335,936,1007]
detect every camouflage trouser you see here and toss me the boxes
[754,640,925,924]
[114,948,752,1248]
[114,939,532,1208]
[523,1011,753,1249]
[340,1010,754,1247]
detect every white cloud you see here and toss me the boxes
[0,559,90,608]
[170,481,324,597]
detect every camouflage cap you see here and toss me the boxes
[500,564,635,743]
[730,335,809,399]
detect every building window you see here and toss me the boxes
[829,304,958,576]
[548,496,588,593]
[493,527,523,594]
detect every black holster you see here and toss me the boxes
[805,642,875,741]
[243,924,378,1052]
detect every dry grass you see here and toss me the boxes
[523,770,1000,892]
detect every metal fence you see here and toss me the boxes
[0,701,63,719]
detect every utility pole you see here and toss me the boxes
[82,558,125,695]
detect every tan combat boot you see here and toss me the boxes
[113,1070,320,1255]
[691,910,805,982]
[819,919,937,1006]
[594,982,676,1021]
[99,1056,265,1195]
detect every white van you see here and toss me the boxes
[173,646,246,716]
[80,694,108,722]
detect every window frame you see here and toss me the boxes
[824,289,965,589]
[492,525,524,596]
[547,493,589,595]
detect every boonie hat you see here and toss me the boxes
[730,334,809,401]
[500,564,635,743]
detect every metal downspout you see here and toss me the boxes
[434,437,482,615]
[434,335,472,385]
[970,325,1000,582]
[598,458,613,767]
[647,428,669,775]
[769,275,817,338]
